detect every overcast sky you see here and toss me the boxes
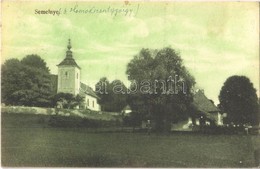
[2,1,259,104]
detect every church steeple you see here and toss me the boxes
[66,39,73,58]
[57,38,80,69]
[67,38,72,50]
[57,38,81,95]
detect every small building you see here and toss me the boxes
[122,105,132,114]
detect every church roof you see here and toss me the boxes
[57,58,81,68]
[80,82,100,99]
[57,39,81,69]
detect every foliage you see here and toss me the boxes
[126,47,196,132]
[219,75,259,126]
[1,55,52,107]
[123,111,143,128]
[95,78,127,112]
[52,92,85,109]
[21,54,50,72]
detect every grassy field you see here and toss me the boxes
[1,113,259,167]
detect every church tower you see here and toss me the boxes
[57,39,81,95]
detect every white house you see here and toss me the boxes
[122,105,132,114]
[56,39,100,111]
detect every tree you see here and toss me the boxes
[109,80,128,112]
[74,94,85,108]
[1,55,52,107]
[52,93,84,109]
[126,47,196,132]
[219,75,259,126]
[123,111,143,131]
[95,78,127,112]
[95,77,110,111]
[21,54,50,72]
[1,59,24,104]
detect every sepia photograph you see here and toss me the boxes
[1,1,260,168]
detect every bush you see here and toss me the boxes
[195,125,247,135]
[122,112,142,128]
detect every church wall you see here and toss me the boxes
[74,68,80,95]
[57,66,80,95]
[85,95,100,111]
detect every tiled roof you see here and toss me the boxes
[192,90,220,113]
[190,90,220,121]
[80,82,100,99]
[57,57,80,69]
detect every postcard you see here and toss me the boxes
[1,1,259,168]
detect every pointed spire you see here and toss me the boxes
[67,38,72,50]
[66,38,73,58]
[57,38,80,69]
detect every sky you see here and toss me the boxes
[2,1,259,104]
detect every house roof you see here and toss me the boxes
[192,90,220,113]
[80,82,100,99]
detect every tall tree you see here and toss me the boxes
[1,55,52,107]
[95,78,127,112]
[95,77,110,111]
[21,54,50,72]
[110,80,128,112]
[1,59,25,104]
[219,75,259,126]
[126,47,195,131]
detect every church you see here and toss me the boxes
[55,39,100,111]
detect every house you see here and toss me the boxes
[55,39,100,111]
[172,89,223,131]
[122,105,132,114]
[189,89,223,126]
